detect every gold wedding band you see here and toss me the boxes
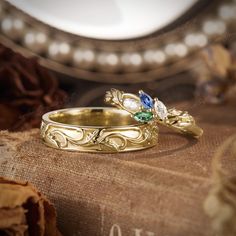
[105,89,203,138]
[41,107,158,153]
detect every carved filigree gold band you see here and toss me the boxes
[105,89,203,138]
[41,107,158,153]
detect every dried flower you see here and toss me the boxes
[0,177,62,236]
[204,135,236,236]
[195,44,236,104]
[0,44,67,131]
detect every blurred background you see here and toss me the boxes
[0,0,235,131]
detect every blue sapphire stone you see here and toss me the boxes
[139,92,153,109]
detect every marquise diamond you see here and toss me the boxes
[123,98,140,112]
[154,100,168,120]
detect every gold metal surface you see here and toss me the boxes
[105,89,203,138]
[41,107,158,153]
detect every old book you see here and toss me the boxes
[0,101,236,236]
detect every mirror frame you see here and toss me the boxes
[0,0,234,83]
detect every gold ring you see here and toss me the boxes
[105,89,203,138]
[40,107,158,153]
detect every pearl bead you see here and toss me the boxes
[143,49,166,66]
[153,50,166,63]
[219,4,236,20]
[165,43,188,58]
[23,31,48,53]
[194,34,208,47]
[73,48,95,69]
[1,17,24,39]
[174,43,188,57]
[48,42,71,63]
[106,53,119,66]
[164,44,176,56]
[185,33,208,48]
[129,53,142,66]
[97,52,118,66]
[121,52,143,72]
[121,53,142,66]
[96,52,120,72]
[203,20,226,35]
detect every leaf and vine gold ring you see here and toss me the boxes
[40,107,158,153]
[105,89,203,138]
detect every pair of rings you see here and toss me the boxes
[41,89,203,153]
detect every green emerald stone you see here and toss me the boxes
[134,111,153,123]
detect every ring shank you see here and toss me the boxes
[41,107,158,153]
[169,123,203,138]
[48,108,140,127]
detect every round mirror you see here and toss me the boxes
[0,0,233,83]
[7,0,198,40]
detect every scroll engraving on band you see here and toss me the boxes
[41,121,158,152]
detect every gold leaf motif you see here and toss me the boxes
[104,88,123,107]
